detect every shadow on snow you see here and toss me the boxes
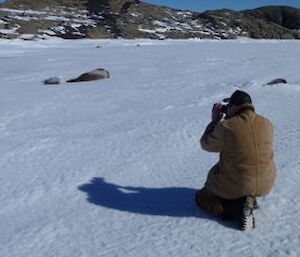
[78,177,236,229]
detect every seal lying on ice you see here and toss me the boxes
[266,78,287,85]
[43,77,61,85]
[67,69,110,83]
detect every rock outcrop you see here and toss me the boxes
[1,1,300,40]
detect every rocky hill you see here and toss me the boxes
[0,0,300,40]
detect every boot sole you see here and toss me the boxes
[238,196,255,231]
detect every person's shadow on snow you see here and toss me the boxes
[78,177,235,228]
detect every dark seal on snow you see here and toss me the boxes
[266,78,287,85]
[67,69,110,83]
[43,77,61,85]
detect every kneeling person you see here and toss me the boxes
[196,90,276,231]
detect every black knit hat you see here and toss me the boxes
[223,90,252,106]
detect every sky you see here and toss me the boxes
[1,0,300,11]
[143,0,300,12]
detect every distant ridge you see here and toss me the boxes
[1,1,300,40]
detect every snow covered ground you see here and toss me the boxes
[1,38,300,257]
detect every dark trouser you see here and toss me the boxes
[195,187,257,218]
[195,187,224,216]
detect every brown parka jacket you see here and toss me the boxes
[200,103,276,199]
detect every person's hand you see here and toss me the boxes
[212,103,223,122]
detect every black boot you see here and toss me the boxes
[238,196,255,231]
[222,196,255,231]
[253,197,259,209]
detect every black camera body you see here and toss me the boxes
[221,104,228,113]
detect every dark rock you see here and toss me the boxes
[243,6,300,31]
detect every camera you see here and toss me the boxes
[221,104,228,113]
